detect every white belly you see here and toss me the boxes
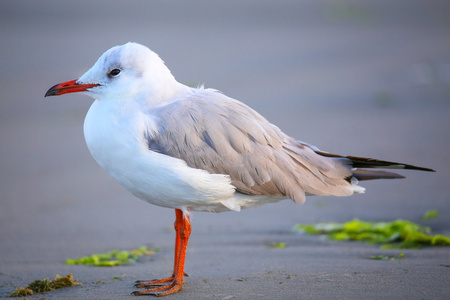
[83,100,237,212]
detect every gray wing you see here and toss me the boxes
[146,88,355,204]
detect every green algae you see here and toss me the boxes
[371,253,405,261]
[9,274,79,297]
[293,219,450,249]
[422,209,439,221]
[268,242,287,248]
[65,246,159,267]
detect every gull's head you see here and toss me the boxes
[45,42,179,101]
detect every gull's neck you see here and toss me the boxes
[143,80,192,107]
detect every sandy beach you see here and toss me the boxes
[1,1,449,299]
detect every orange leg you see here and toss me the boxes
[133,209,191,296]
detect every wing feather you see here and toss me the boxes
[146,88,358,204]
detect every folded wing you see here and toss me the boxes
[145,88,434,204]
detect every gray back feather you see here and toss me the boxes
[146,88,354,203]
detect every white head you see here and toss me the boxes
[45,42,181,102]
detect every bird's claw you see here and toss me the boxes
[135,276,175,288]
[135,272,189,288]
[132,281,182,296]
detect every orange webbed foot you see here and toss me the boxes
[135,276,175,288]
[132,278,182,296]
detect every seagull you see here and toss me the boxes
[45,42,434,296]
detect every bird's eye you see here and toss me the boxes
[109,68,121,77]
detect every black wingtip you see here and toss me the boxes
[315,151,436,172]
[401,165,435,172]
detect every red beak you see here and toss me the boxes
[45,79,100,97]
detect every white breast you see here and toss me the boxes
[83,99,236,212]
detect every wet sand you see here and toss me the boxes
[1,1,449,299]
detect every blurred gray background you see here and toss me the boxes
[1,1,449,299]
